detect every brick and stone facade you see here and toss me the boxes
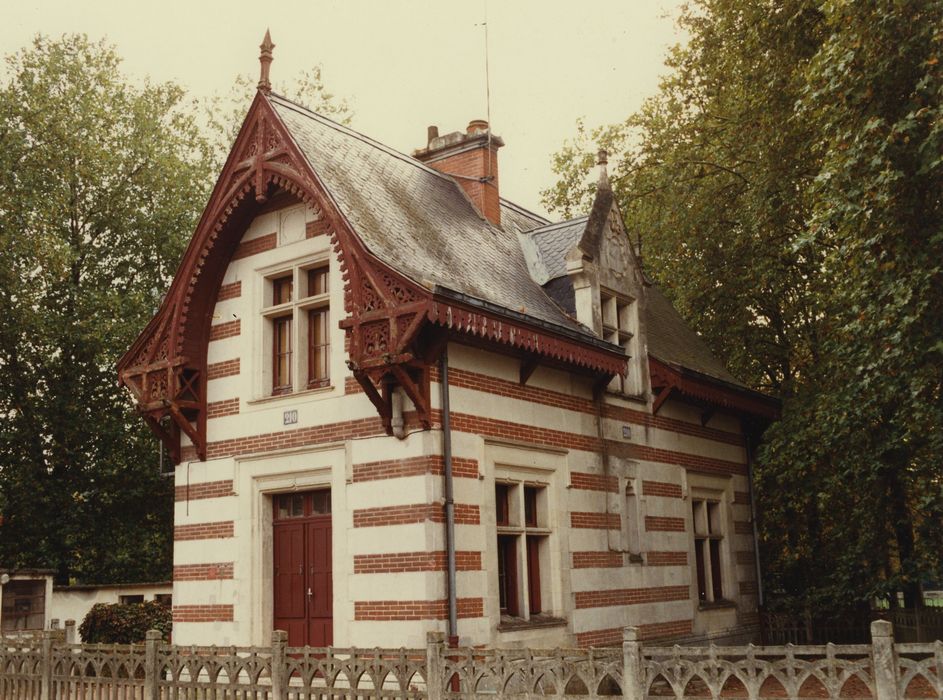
[122,70,776,650]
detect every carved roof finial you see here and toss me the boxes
[258,29,275,94]
[596,148,609,187]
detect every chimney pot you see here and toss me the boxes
[427,125,439,144]
[467,119,489,134]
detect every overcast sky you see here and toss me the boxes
[1,0,686,217]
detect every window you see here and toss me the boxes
[154,594,172,608]
[600,289,641,395]
[692,499,725,603]
[273,490,332,520]
[119,594,145,605]
[494,481,550,619]
[0,580,45,632]
[262,262,331,395]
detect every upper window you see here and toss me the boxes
[263,262,331,395]
[600,289,641,395]
[495,481,550,620]
[692,498,726,604]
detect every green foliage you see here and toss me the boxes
[79,601,171,644]
[0,35,215,583]
[545,0,943,612]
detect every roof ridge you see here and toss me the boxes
[267,92,461,187]
[500,198,551,226]
[528,215,590,236]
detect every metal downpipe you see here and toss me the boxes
[440,350,458,643]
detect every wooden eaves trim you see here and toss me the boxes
[649,356,780,421]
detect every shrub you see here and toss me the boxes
[79,601,171,643]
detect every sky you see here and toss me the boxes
[0,0,686,217]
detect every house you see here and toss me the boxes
[117,34,778,650]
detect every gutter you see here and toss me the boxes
[439,351,458,644]
[745,433,765,609]
[431,286,623,355]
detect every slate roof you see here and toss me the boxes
[270,95,586,335]
[271,93,742,387]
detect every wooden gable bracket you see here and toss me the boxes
[520,356,540,385]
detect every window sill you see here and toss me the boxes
[698,600,737,612]
[497,614,567,632]
[246,384,336,406]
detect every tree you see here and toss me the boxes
[544,0,943,613]
[0,35,215,583]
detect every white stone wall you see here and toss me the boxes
[48,584,172,640]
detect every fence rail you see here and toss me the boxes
[2,622,941,700]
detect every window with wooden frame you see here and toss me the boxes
[600,289,641,395]
[692,498,726,604]
[262,261,331,395]
[494,480,550,620]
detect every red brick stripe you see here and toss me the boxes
[217,281,242,301]
[353,551,481,574]
[647,551,688,566]
[435,366,744,446]
[571,512,621,530]
[207,358,240,380]
[174,480,234,502]
[570,472,618,493]
[354,598,482,621]
[173,563,234,581]
[209,320,240,342]
[352,503,479,528]
[575,585,689,609]
[352,456,478,482]
[232,232,276,260]
[576,619,693,647]
[645,516,686,532]
[306,219,331,238]
[642,481,683,499]
[172,605,234,622]
[208,398,240,419]
[734,520,753,535]
[450,412,747,476]
[173,521,234,541]
[572,551,623,568]
[193,411,745,476]
[739,580,758,595]
[736,550,755,565]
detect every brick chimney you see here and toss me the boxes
[413,120,504,227]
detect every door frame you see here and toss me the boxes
[240,443,346,646]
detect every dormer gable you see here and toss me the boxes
[564,152,649,398]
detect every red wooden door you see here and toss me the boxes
[273,491,333,647]
[307,518,332,646]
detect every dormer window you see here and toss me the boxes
[601,289,641,395]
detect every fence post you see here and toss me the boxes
[39,630,59,700]
[271,630,288,700]
[145,629,162,700]
[426,631,446,700]
[64,620,76,645]
[622,626,644,700]
[871,620,900,700]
